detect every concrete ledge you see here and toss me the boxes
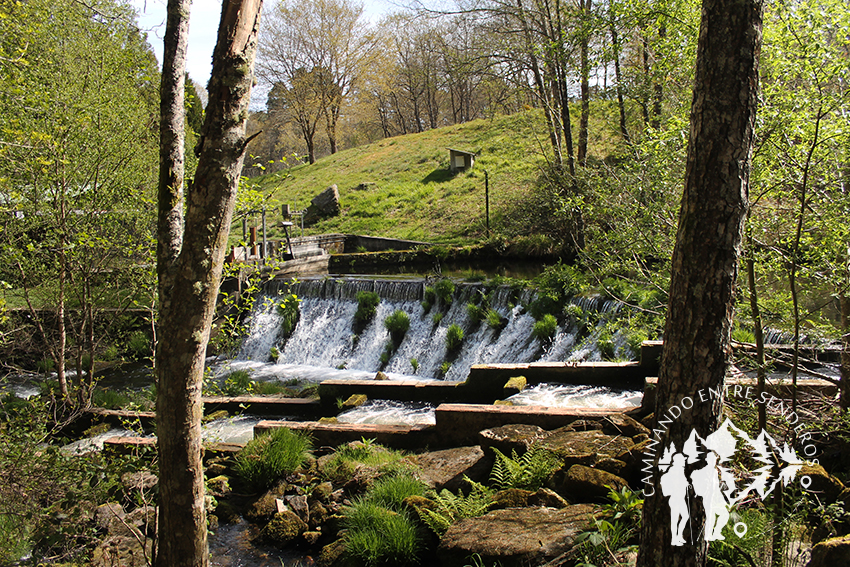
[201,396,323,418]
[434,403,627,446]
[644,376,837,406]
[466,362,646,390]
[255,420,435,450]
[102,436,244,457]
[87,408,156,430]
[319,379,477,405]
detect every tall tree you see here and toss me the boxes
[636,1,763,566]
[155,0,263,565]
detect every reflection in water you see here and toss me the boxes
[209,519,315,567]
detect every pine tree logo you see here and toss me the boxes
[659,418,806,546]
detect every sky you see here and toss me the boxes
[131,0,400,89]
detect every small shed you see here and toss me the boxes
[448,148,476,173]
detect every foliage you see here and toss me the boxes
[343,500,423,567]
[362,473,428,509]
[0,394,128,563]
[320,440,408,485]
[445,324,464,353]
[417,478,494,536]
[355,291,381,324]
[210,268,266,356]
[276,288,302,339]
[485,309,506,330]
[384,310,411,347]
[127,331,152,361]
[532,314,558,343]
[574,487,644,567]
[488,444,559,491]
[233,427,313,492]
[434,279,456,305]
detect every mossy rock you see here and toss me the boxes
[503,376,527,396]
[403,494,439,516]
[374,371,390,380]
[491,488,533,509]
[203,409,229,423]
[342,394,368,408]
[808,534,850,567]
[319,417,340,424]
[494,400,514,406]
[318,538,349,567]
[800,464,846,503]
[261,510,308,545]
[558,464,628,502]
[214,500,241,524]
[245,481,289,523]
[206,475,231,497]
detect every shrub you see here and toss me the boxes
[597,328,616,360]
[276,292,301,338]
[35,357,54,373]
[222,370,253,396]
[384,310,411,344]
[355,291,381,323]
[409,358,419,373]
[423,286,437,305]
[528,294,560,321]
[466,302,485,323]
[101,345,120,361]
[532,314,558,343]
[485,309,505,330]
[91,389,131,410]
[446,324,464,353]
[321,440,408,485]
[434,278,455,305]
[127,330,150,360]
[439,361,451,377]
[234,427,312,492]
[432,312,443,325]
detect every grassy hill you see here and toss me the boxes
[242,110,554,245]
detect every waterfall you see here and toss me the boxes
[236,277,631,380]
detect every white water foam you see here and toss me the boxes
[508,383,642,409]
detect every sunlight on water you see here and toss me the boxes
[336,400,436,426]
[508,383,643,409]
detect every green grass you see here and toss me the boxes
[235,111,554,245]
[446,324,464,352]
[233,427,313,492]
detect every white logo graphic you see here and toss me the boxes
[659,418,806,546]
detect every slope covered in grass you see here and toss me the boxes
[244,111,552,245]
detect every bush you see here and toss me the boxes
[423,286,437,305]
[276,292,301,338]
[101,345,120,361]
[466,302,485,323]
[532,314,558,343]
[485,309,506,330]
[445,324,464,352]
[434,278,455,305]
[234,427,312,492]
[35,357,54,373]
[384,310,411,340]
[528,294,560,321]
[432,312,443,325]
[355,291,381,323]
[127,330,150,360]
[222,369,253,396]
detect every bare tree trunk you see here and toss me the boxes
[155,1,263,566]
[636,0,763,565]
[841,292,850,410]
[578,0,591,166]
[608,1,630,144]
[745,232,767,430]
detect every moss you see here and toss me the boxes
[494,400,514,406]
[342,394,368,408]
[202,409,230,423]
[261,510,307,545]
[319,417,340,424]
[503,376,527,396]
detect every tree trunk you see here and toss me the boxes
[155,1,263,566]
[636,0,763,565]
[578,0,591,166]
[608,1,630,144]
[745,234,767,431]
[841,292,850,410]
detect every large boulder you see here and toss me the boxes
[537,429,635,468]
[261,510,308,546]
[303,185,341,225]
[556,464,629,502]
[437,504,596,567]
[413,446,492,492]
[807,535,850,567]
[479,424,548,456]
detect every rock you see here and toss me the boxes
[602,414,650,438]
[800,464,845,503]
[109,505,156,538]
[491,488,534,510]
[91,536,155,567]
[96,502,125,531]
[303,530,323,546]
[214,500,241,524]
[312,481,335,503]
[807,534,850,567]
[319,416,340,423]
[206,475,231,498]
[503,376,527,396]
[479,424,548,456]
[121,470,158,496]
[286,494,310,523]
[595,457,628,478]
[563,419,604,432]
[304,185,341,225]
[538,429,635,468]
[203,409,229,423]
[341,394,367,408]
[528,488,570,509]
[261,510,308,545]
[245,481,289,523]
[309,501,329,530]
[318,538,349,567]
[437,504,596,567]
[413,446,492,492]
[493,400,514,406]
[374,371,390,380]
[557,464,628,502]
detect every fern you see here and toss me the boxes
[418,478,494,536]
[489,443,559,491]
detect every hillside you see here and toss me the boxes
[241,111,553,245]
